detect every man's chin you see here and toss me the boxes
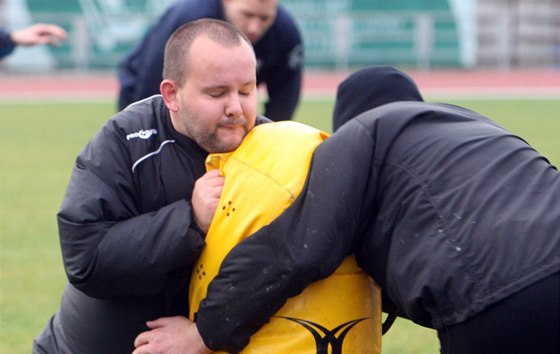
[213,132,247,152]
[247,34,258,43]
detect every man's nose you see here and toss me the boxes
[246,18,263,37]
[225,93,243,117]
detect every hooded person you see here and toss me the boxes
[332,65,423,131]
[146,66,560,354]
[333,65,425,327]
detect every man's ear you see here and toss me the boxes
[160,79,179,112]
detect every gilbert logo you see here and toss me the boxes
[275,316,369,354]
[127,129,158,140]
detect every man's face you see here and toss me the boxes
[171,36,257,153]
[223,0,278,43]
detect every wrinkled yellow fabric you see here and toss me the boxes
[189,121,381,353]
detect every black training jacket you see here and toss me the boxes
[196,102,560,352]
[51,95,266,353]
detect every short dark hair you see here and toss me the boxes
[163,19,253,86]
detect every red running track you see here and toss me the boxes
[0,69,559,101]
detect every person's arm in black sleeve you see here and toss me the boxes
[196,121,376,352]
[0,29,16,58]
[263,43,303,121]
[117,4,189,110]
[262,14,304,121]
[132,14,179,103]
[57,123,205,298]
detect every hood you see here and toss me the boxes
[332,65,424,131]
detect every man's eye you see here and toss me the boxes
[208,92,224,98]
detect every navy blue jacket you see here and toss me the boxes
[0,29,16,58]
[195,102,560,352]
[117,0,303,121]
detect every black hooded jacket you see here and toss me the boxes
[194,67,560,352]
[332,65,423,131]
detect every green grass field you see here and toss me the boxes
[0,97,558,353]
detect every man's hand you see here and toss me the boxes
[11,23,67,46]
[191,169,224,233]
[133,316,212,354]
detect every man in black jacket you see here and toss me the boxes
[166,66,560,354]
[33,19,268,354]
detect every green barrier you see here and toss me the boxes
[20,0,460,70]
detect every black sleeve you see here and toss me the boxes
[0,29,16,58]
[57,123,205,298]
[196,121,376,352]
[263,44,303,121]
[262,12,304,121]
[117,4,191,109]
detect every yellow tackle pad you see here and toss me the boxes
[189,121,381,353]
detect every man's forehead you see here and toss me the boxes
[231,0,278,13]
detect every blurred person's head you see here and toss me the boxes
[333,65,424,131]
[161,19,258,153]
[222,0,278,43]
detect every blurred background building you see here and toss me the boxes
[1,0,559,73]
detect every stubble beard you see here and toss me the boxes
[189,120,250,153]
